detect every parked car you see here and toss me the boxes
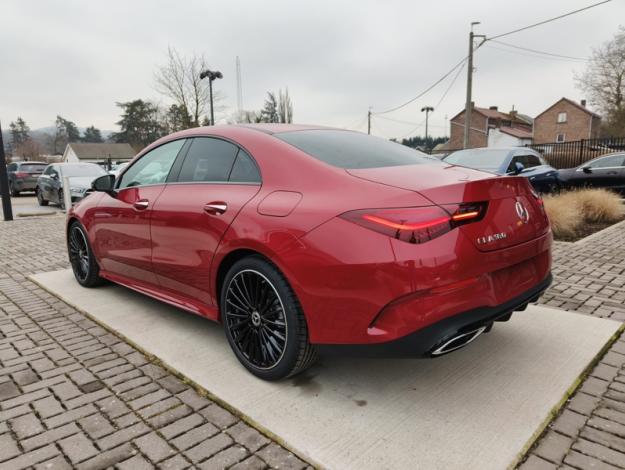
[557,152,625,194]
[109,162,129,178]
[3,161,47,196]
[68,125,552,380]
[442,147,559,193]
[36,163,107,209]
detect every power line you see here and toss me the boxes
[489,39,589,61]
[487,0,612,41]
[484,44,589,62]
[373,57,468,115]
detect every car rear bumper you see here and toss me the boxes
[13,179,38,191]
[315,273,552,357]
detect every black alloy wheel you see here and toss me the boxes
[68,222,104,287]
[221,256,316,380]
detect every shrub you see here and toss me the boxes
[542,188,624,239]
[543,192,583,238]
[570,188,624,223]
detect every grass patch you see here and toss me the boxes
[543,188,625,241]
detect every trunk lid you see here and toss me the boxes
[346,163,550,251]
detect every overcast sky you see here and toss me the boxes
[1,0,623,140]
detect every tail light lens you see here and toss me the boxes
[14,172,29,178]
[340,202,487,244]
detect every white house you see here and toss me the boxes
[63,143,135,165]
[487,127,533,148]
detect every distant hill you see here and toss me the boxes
[2,126,115,156]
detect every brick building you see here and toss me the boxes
[447,104,533,150]
[533,97,601,144]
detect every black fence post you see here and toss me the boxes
[0,122,14,221]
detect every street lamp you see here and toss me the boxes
[421,106,434,152]
[199,69,223,126]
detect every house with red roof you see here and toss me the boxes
[533,98,601,144]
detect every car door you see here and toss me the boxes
[91,139,187,286]
[150,137,262,312]
[580,154,625,190]
[41,165,60,202]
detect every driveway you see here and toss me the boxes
[1,195,62,218]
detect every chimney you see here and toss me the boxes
[509,110,518,119]
[489,106,498,111]
[581,99,587,107]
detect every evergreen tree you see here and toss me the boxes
[54,116,81,153]
[112,100,164,149]
[9,117,30,147]
[82,125,104,143]
[261,92,279,123]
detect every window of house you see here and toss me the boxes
[556,133,566,143]
[557,112,567,123]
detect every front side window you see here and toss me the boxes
[514,154,542,170]
[119,139,185,189]
[177,138,239,183]
[43,165,55,176]
[588,154,625,169]
[557,112,567,123]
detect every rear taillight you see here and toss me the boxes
[340,202,487,244]
[14,172,28,178]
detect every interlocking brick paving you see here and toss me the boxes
[3,213,625,469]
[0,215,308,469]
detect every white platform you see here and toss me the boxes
[31,269,620,470]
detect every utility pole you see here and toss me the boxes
[0,122,14,221]
[367,108,372,135]
[463,22,485,149]
[421,106,434,150]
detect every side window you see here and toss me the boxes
[177,137,238,183]
[43,165,54,176]
[517,154,541,168]
[589,155,625,169]
[7,163,17,172]
[119,140,185,189]
[229,149,261,183]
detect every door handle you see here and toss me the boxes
[203,202,227,215]
[134,199,149,210]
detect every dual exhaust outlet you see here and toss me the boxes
[430,325,488,356]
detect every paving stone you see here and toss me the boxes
[184,432,234,463]
[117,454,155,470]
[230,455,268,470]
[10,412,44,439]
[0,433,21,461]
[34,455,72,470]
[0,379,21,400]
[198,445,249,469]
[198,404,238,429]
[32,395,64,419]
[58,432,99,464]
[518,455,557,470]
[78,412,115,439]
[160,412,204,439]
[172,422,220,451]
[226,421,271,452]
[97,422,150,450]
[147,404,192,429]
[157,454,190,470]
[533,431,573,464]
[21,423,80,452]
[550,409,587,438]
[176,389,211,411]
[0,444,60,470]
[256,443,308,470]
[134,431,177,463]
[158,375,187,394]
[572,438,625,467]
[75,443,135,470]
[12,368,39,386]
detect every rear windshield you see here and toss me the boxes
[444,149,509,173]
[19,163,46,172]
[274,130,437,169]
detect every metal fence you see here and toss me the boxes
[527,137,625,169]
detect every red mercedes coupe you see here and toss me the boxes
[67,125,552,380]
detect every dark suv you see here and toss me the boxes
[4,161,47,196]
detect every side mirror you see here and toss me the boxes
[92,174,116,195]
[513,162,525,175]
[582,166,592,174]
[50,172,59,180]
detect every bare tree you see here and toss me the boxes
[576,27,625,135]
[278,88,293,123]
[154,47,224,127]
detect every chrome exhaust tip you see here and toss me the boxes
[431,326,487,356]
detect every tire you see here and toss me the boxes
[58,190,66,210]
[67,222,105,287]
[221,256,317,380]
[36,188,49,206]
[9,181,19,197]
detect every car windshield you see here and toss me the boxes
[274,130,437,169]
[61,164,107,177]
[444,149,509,173]
[19,164,46,172]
